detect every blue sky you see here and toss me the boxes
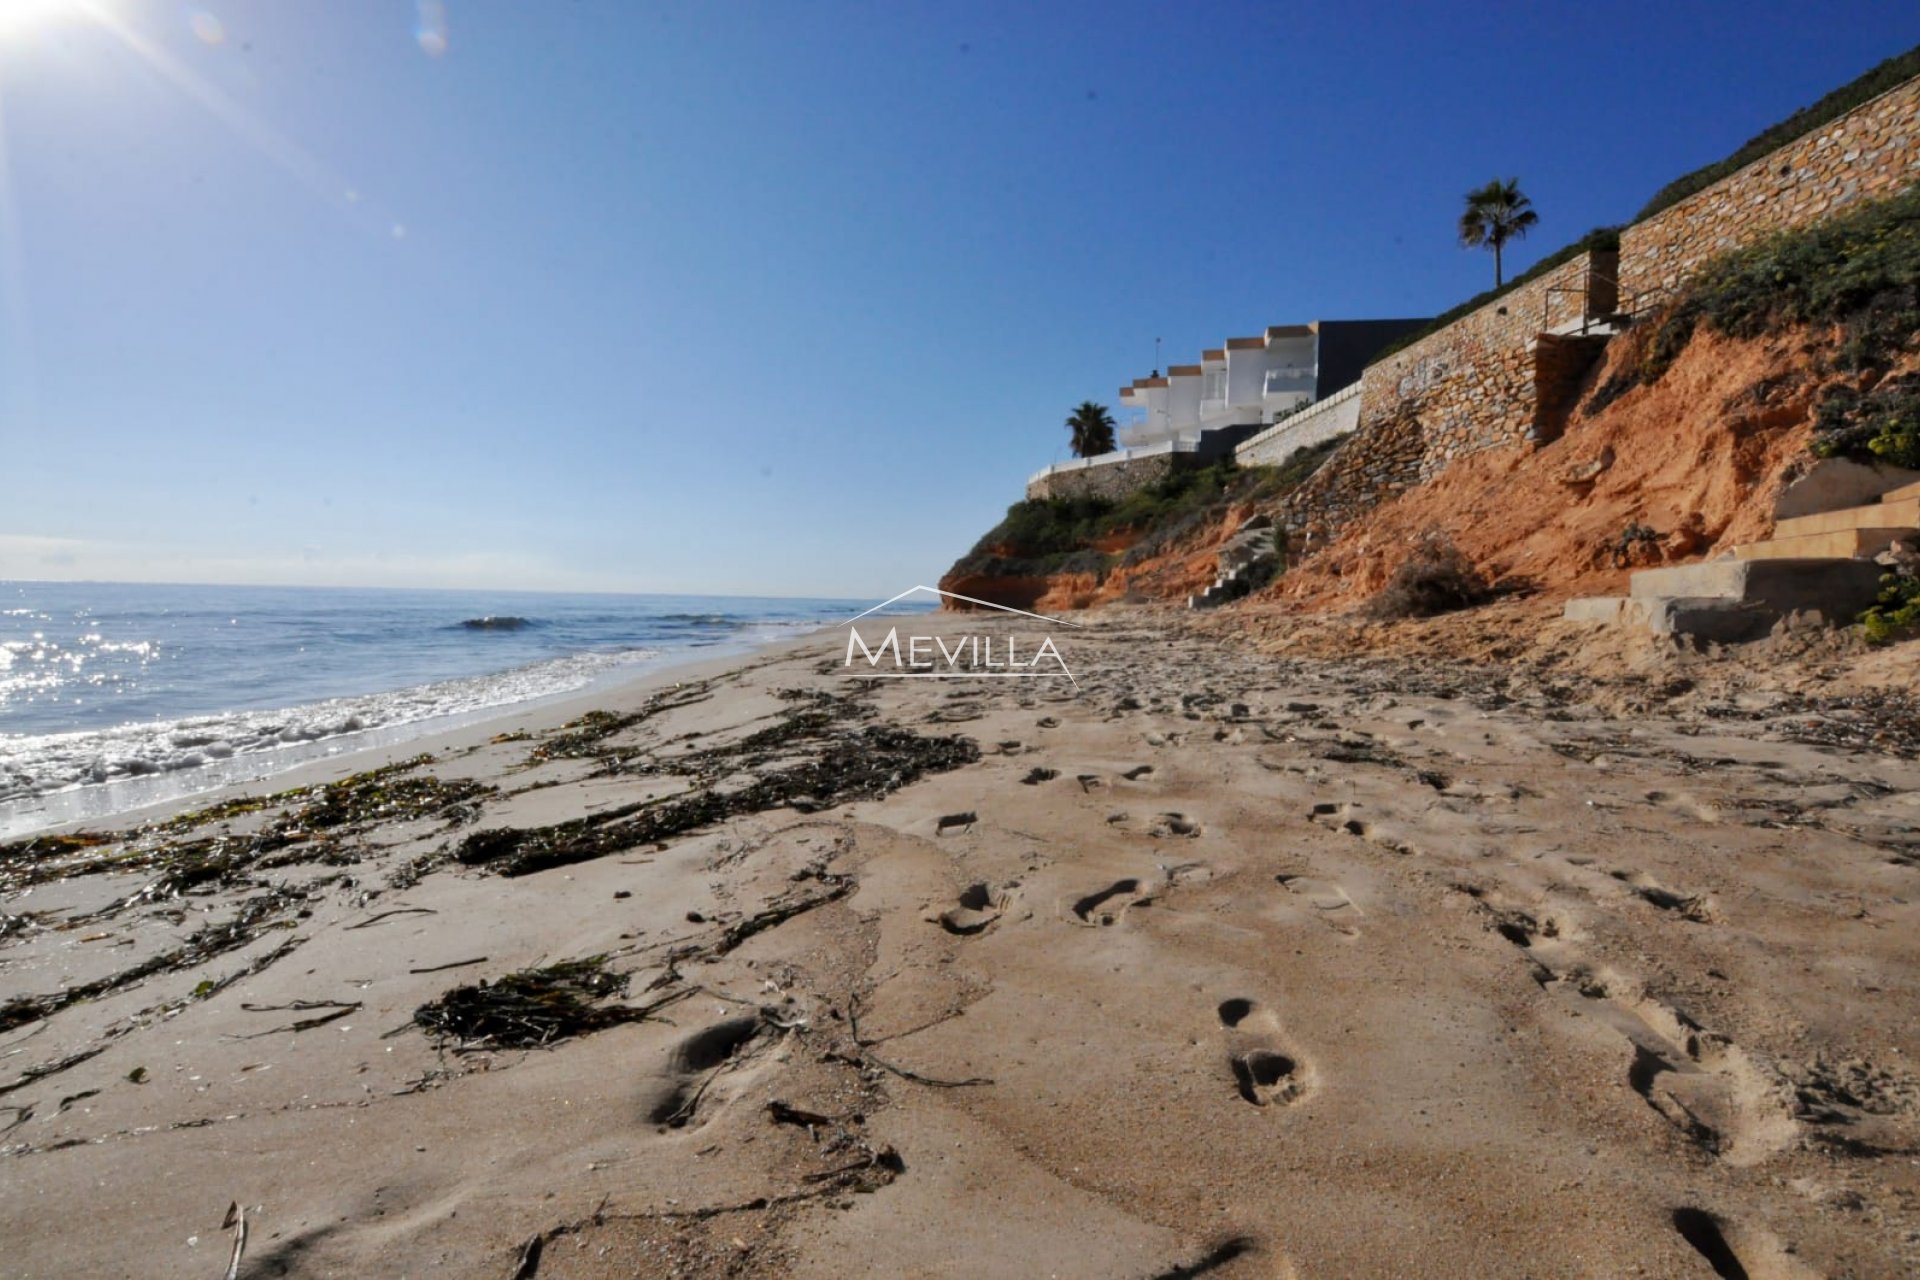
[0,1,1915,598]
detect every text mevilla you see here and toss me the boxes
[844,626,1074,681]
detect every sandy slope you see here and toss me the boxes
[3,612,1919,1278]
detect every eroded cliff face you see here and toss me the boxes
[942,322,1891,618]
[938,502,1266,614]
[1261,324,1895,612]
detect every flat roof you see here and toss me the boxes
[1202,348,1225,361]
[1166,364,1202,377]
[1266,324,1314,339]
[1225,337,1265,350]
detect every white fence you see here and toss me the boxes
[1233,383,1362,466]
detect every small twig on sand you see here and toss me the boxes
[409,957,489,974]
[346,907,437,930]
[847,997,991,1089]
[230,1003,360,1040]
[222,1201,248,1280]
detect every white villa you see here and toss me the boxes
[1116,318,1423,449]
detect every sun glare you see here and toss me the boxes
[0,0,79,41]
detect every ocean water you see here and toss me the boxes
[0,582,910,836]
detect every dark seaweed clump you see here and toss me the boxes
[412,956,633,1049]
[464,688,978,876]
[0,755,493,896]
[462,718,979,877]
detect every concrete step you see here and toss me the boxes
[1566,594,1835,644]
[1881,478,1920,505]
[1629,557,1885,613]
[1775,498,1920,539]
[1564,595,1772,641]
[1732,527,1914,561]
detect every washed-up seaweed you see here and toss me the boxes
[0,756,492,897]
[525,684,715,765]
[0,887,305,1034]
[1776,690,1920,758]
[411,956,688,1050]
[464,712,978,877]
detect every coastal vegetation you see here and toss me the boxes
[1458,177,1539,288]
[1634,41,1920,222]
[952,439,1342,585]
[1374,44,1918,371]
[1371,226,1622,364]
[1367,531,1493,619]
[1588,181,1920,464]
[1066,401,1117,458]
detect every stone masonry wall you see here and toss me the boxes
[1280,250,1612,540]
[1618,77,1920,301]
[1026,451,1186,502]
[1280,72,1920,546]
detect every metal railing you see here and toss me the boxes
[1542,264,1671,333]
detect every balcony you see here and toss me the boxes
[1263,365,1316,395]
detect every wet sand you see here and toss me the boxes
[3,610,1918,1278]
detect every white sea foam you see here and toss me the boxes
[0,645,667,814]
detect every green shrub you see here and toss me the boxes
[1859,571,1920,643]
[1368,533,1492,619]
[952,444,1342,583]
[1812,373,1920,467]
[1635,44,1920,223]
[1647,183,1920,376]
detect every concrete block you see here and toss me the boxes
[1774,458,1920,519]
[1630,558,1885,615]
[1733,528,1913,561]
[1643,598,1773,642]
[1562,597,1648,626]
[1775,499,1920,539]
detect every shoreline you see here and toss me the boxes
[3,608,1917,1277]
[0,625,843,841]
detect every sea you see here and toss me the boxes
[0,581,919,838]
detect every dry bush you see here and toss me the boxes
[1368,531,1492,619]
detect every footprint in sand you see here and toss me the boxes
[1216,998,1305,1107]
[935,811,977,835]
[1021,767,1058,785]
[1069,878,1148,926]
[936,883,1007,936]
[644,1015,763,1129]
[1308,802,1418,856]
[1148,812,1202,839]
[1122,765,1155,781]
[1606,867,1717,923]
[1276,874,1364,936]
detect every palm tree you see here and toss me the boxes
[1065,401,1116,458]
[1458,177,1539,289]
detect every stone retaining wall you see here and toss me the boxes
[1279,71,1920,545]
[1026,451,1187,502]
[1618,77,1920,302]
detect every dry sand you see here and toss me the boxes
[3,609,1919,1278]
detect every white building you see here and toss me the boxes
[1116,318,1428,450]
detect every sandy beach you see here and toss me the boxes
[3,607,1918,1279]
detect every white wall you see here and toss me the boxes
[1234,383,1361,465]
[1224,346,1268,412]
[1166,373,1202,434]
